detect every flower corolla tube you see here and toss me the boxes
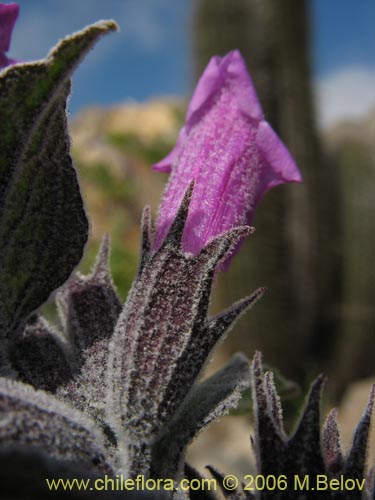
[153,50,302,265]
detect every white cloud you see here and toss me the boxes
[315,66,375,129]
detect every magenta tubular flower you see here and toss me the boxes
[0,3,19,69]
[153,50,302,264]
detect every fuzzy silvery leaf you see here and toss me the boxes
[263,363,300,400]
[0,20,117,344]
[229,360,299,417]
[0,377,112,474]
[263,371,284,432]
[251,352,326,499]
[323,409,344,474]
[184,464,218,500]
[9,313,72,393]
[250,353,375,500]
[286,376,327,478]
[56,236,122,425]
[157,284,264,430]
[56,235,121,353]
[206,465,254,500]
[105,187,260,476]
[151,354,250,479]
[0,449,166,500]
[366,467,375,500]
[251,352,287,477]
[342,385,374,483]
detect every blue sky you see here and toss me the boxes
[311,0,375,74]
[8,0,375,128]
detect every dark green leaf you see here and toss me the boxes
[0,20,117,342]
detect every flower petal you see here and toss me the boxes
[152,126,187,173]
[0,3,19,54]
[256,120,302,190]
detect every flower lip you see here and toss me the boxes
[256,121,303,187]
[0,3,19,68]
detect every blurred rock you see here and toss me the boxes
[67,98,185,297]
[70,98,183,175]
[106,99,182,143]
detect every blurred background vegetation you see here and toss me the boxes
[65,0,374,409]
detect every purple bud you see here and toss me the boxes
[153,50,301,267]
[0,3,19,69]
